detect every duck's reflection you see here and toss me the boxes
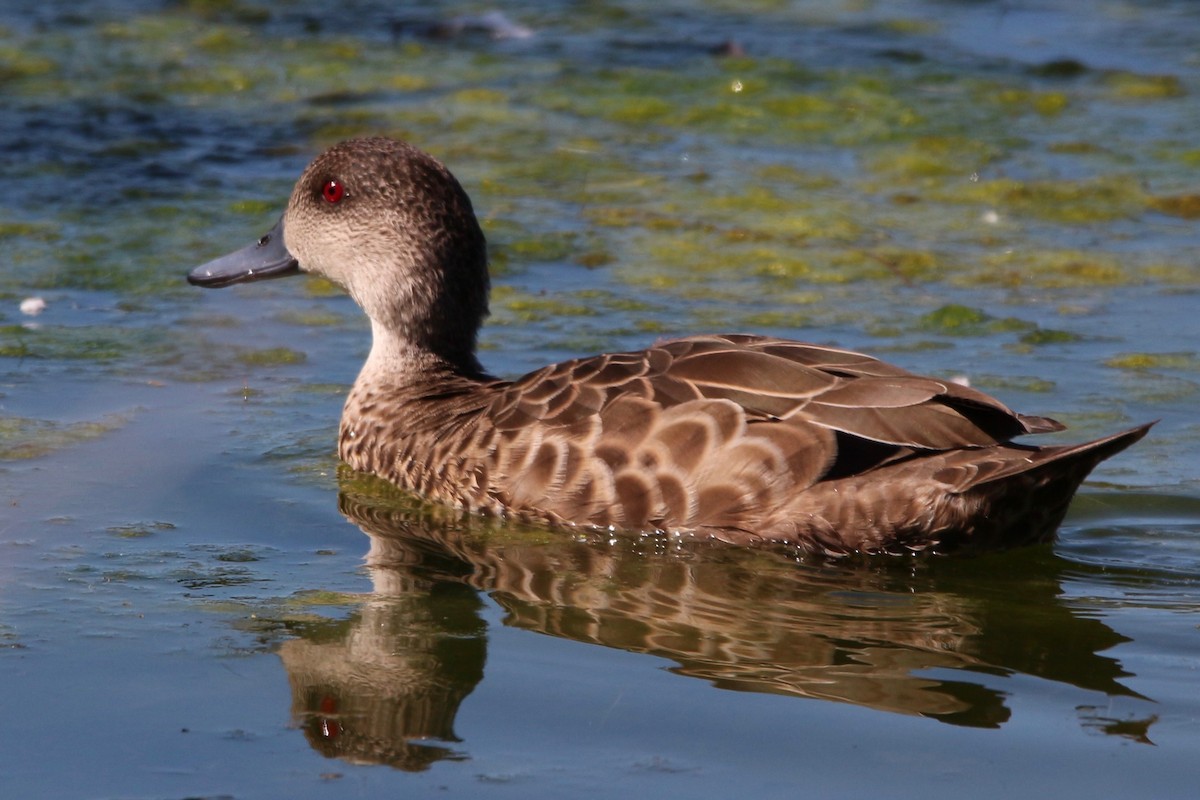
[280,563,484,770]
[279,474,1147,769]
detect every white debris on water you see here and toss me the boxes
[19,296,46,316]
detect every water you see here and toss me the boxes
[2,1,1199,797]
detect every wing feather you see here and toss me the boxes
[475,333,1061,530]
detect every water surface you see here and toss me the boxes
[2,1,1199,797]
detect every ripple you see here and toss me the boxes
[1055,493,1200,608]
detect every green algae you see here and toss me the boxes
[574,248,615,268]
[918,304,1001,335]
[0,221,60,242]
[1106,352,1200,371]
[217,386,261,403]
[0,45,58,82]
[201,589,367,633]
[965,250,1132,290]
[0,320,304,384]
[273,308,344,327]
[0,413,132,461]
[934,176,1146,224]
[235,346,306,366]
[282,589,364,608]
[0,324,152,362]
[1029,59,1090,79]
[1046,141,1107,155]
[702,187,866,241]
[1148,194,1200,219]
[168,0,272,25]
[877,17,940,36]
[1018,328,1083,346]
[107,521,177,539]
[845,248,945,283]
[301,277,344,298]
[494,290,598,325]
[993,88,1070,117]
[570,289,657,314]
[534,60,937,149]
[913,304,1068,341]
[229,199,279,217]
[1144,264,1200,286]
[1101,71,1186,100]
[865,136,1002,180]
[582,205,689,232]
[214,548,261,563]
[493,232,580,264]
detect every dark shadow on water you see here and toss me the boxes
[278,471,1155,770]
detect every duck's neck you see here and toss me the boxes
[358,319,489,391]
[339,322,495,487]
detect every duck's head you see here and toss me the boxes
[189,137,489,371]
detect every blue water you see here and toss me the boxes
[3,2,1199,798]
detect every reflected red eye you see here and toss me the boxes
[322,179,345,204]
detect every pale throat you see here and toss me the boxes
[357,317,465,389]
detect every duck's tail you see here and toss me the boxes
[958,421,1156,550]
[699,422,1155,556]
[980,422,1154,486]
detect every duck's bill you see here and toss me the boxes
[187,217,300,288]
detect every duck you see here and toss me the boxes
[188,136,1151,556]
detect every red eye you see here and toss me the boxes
[322,179,345,204]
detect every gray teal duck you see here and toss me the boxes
[188,137,1151,556]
